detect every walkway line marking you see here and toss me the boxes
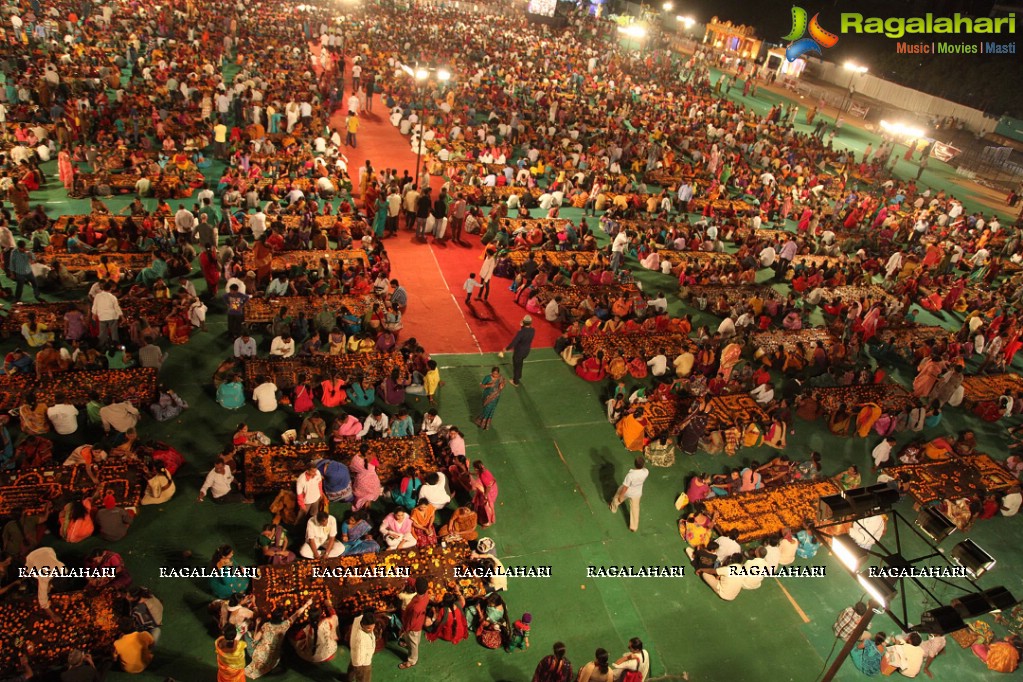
[548,420,610,429]
[554,439,593,511]
[426,243,483,355]
[774,577,811,623]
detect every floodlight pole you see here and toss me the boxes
[822,606,875,682]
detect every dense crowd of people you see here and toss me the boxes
[0,0,1022,679]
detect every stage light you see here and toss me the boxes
[415,68,429,81]
[847,484,900,514]
[818,493,853,521]
[953,593,994,618]
[916,606,966,635]
[843,61,868,74]
[915,507,956,543]
[676,15,695,28]
[983,587,1018,612]
[857,574,897,609]
[437,69,450,82]
[952,588,1017,617]
[662,2,673,10]
[832,534,869,572]
[951,540,996,579]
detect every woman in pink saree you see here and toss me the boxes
[913,356,945,398]
[861,305,883,343]
[350,446,382,511]
[470,461,499,528]
[58,149,75,190]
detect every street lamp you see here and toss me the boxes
[405,64,451,196]
[662,2,673,10]
[676,15,695,29]
[840,61,868,112]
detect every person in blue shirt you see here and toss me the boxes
[216,374,246,410]
[8,240,41,301]
[388,408,415,438]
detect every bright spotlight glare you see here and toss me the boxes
[415,69,429,80]
[617,25,648,39]
[880,119,925,140]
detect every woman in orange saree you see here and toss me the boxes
[251,236,273,284]
[616,409,648,452]
[215,625,247,682]
[855,402,882,437]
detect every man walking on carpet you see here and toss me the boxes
[499,315,535,387]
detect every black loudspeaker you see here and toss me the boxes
[819,494,852,521]
[917,606,966,634]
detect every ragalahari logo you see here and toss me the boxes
[784,6,839,61]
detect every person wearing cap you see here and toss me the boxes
[95,493,135,542]
[500,315,535,387]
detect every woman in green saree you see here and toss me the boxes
[850,632,886,676]
[474,367,506,430]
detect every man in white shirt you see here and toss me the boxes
[544,296,565,324]
[610,456,649,531]
[252,377,278,412]
[750,382,775,406]
[871,437,896,472]
[46,394,79,435]
[739,547,770,589]
[1001,485,1022,517]
[269,334,295,358]
[24,546,64,621]
[197,462,250,503]
[296,466,324,520]
[646,352,668,377]
[713,530,742,563]
[884,633,924,678]
[301,511,343,558]
[248,208,267,239]
[419,472,451,510]
[849,515,886,550]
[647,292,668,313]
[348,611,377,681]
[611,230,630,271]
[695,561,744,601]
[358,409,389,439]
[759,244,777,268]
[717,316,736,337]
[173,205,195,238]
[420,409,442,436]
[92,282,123,345]
[233,334,257,359]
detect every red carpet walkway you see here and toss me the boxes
[324,79,559,353]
